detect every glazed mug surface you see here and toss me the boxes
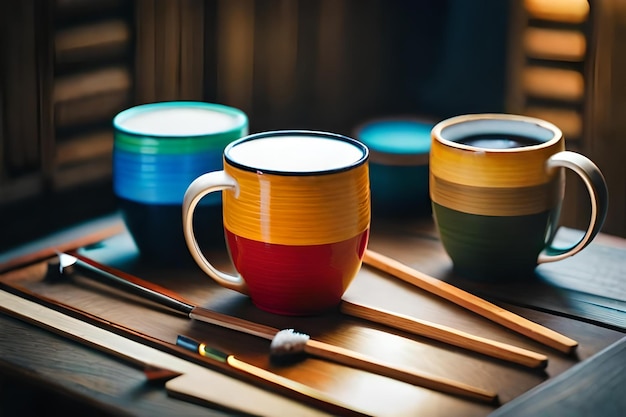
[183,130,370,315]
[430,113,608,280]
[112,101,248,264]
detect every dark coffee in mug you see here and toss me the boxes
[430,114,608,280]
[456,134,543,149]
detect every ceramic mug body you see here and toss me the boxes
[353,118,432,216]
[112,101,248,264]
[430,114,608,280]
[183,131,370,315]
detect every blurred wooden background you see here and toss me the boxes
[1,0,624,252]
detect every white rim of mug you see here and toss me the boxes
[432,113,563,152]
[113,101,248,139]
[224,130,369,176]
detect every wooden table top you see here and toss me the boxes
[0,212,624,416]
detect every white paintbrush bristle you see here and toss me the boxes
[270,329,310,359]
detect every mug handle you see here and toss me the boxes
[538,151,609,264]
[182,171,249,295]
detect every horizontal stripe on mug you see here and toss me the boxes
[223,164,370,245]
[113,162,222,176]
[113,148,223,166]
[114,132,242,155]
[114,179,222,205]
[429,138,564,188]
[224,228,368,315]
[430,174,564,216]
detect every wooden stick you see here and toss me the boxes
[341,299,548,369]
[0,289,336,416]
[193,310,500,403]
[303,338,498,404]
[190,299,498,403]
[62,252,498,404]
[362,249,578,354]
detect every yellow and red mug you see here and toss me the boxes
[183,130,370,315]
[430,114,608,280]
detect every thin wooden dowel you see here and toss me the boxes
[63,252,498,403]
[191,305,497,403]
[341,300,548,369]
[0,289,337,416]
[363,249,578,354]
[305,339,498,404]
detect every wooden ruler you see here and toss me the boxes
[0,288,330,417]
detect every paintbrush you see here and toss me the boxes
[176,334,370,416]
[362,249,579,354]
[54,251,498,404]
[0,289,334,416]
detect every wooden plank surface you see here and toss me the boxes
[365,218,626,331]
[0,313,221,417]
[0,214,625,416]
[490,336,626,417]
[0,289,334,416]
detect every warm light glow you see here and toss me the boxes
[523,67,585,101]
[525,0,589,23]
[55,20,129,52]
[524,107,583,139]
[524,28,586,61]
[328,327,434,415]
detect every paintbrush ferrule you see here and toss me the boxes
[177,334,230,363]
[176,334,371,416]
[60,253,497,404]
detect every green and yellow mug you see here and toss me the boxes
[183,130,370,315]
[430,114,608,280]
